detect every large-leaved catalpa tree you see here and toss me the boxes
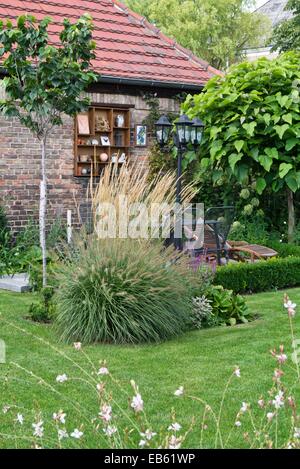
[182,52,300,242]
[0,15,97,286]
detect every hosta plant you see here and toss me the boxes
[206,285,251,326]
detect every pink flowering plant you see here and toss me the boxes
[0,295,299,449]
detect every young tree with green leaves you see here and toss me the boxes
[0,15,97,286]
[182,52,300,242]
[271,0,300,52]
[124,0,270,69]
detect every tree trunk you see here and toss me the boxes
[287,189,295,244]
[39,137,47,288]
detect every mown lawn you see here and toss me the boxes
[0,288,299,449]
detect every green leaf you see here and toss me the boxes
[228,153,242,172]
[276,93,290,108]
[285,138,298,152]
[235,164,249,184]
[282,113,293,125]
[234,140,244,153]
[256,177,266,195]
[258,155,273,172]
[200,158,210,169]
[265,147,279,160]
[279,163,293,179]
[285,173,299,192]
[274,124,289,140]
[210,140,223,159]
[242,122,257,137]
[263,113,271,126]
[210,126,222,140]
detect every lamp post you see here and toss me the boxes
[155,114,204,250]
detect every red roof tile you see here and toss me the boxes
[0,0,221,88]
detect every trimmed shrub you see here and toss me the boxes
[266,242,300,259]
[55,237,199,344]
[214,257,300,294]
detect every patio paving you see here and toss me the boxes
[0,274,31,293]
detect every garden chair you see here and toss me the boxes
[185,206,278,265]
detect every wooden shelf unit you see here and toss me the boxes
[74,105,131,177]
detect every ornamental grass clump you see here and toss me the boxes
[55,236,197,344]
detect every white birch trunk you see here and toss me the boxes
[39,137,47,288]
[67,210,72,244]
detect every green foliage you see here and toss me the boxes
[266,241,300,258]
[28,286,56,323]
[0,219,66,280]
[183,51,300,196]
[229,216,272,245]
[124,0,270,69]
[205,285,251,326]
[0,206,10,248]
[191,296,218,329]
[0,14,97,138]
[55,237,199,344]
[142,93,179,182]
[271,0,300,53]
[183,52,300,237]
[214,257,300,294]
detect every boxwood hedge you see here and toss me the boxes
[214,257,300,294]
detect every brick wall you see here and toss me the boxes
[0,85,180,234]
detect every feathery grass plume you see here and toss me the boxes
[90,161,197,239]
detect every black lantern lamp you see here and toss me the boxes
[175,114,193,147]
[155,115,172,148]
[191,117,205,147]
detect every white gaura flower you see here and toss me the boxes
[258,399,265,408]
[284,300,296,310]
[140,429,157,441]
[276,353,288,364]
[58,429,69,441]
[2,405,11,414]
[56,374,68,383]
[71,429,83,439]
[235,421,242,427]
[131,393,144,413]
[53,410,66,424]
[234,367,241,378]
[103,426,117,437]
[272,390,285,410]
[174,386,184,397]
[267,412,275,422]
[32,421,44,438]
[240,402,248,413]
[15,413,24,425]
[168,435,182,449]
[73,342,82,351]
[139,439,147,448]
[294,428,300,439]
[99,404,112,423]
[168,423,182,432]
[98,367,109,376]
